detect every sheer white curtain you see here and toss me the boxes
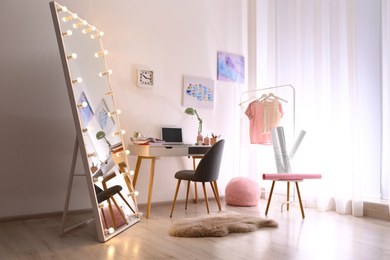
[258,0,366,215]
[382,0,390,209]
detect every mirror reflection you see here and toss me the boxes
[50,1,140,241]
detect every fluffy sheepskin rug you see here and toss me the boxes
[168,211,278,238]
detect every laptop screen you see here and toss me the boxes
[161,127,183,143]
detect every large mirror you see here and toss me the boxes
[49,1,140,242]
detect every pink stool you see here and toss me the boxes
[225,177,260,206]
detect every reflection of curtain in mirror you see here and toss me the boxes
[259,0,367,216]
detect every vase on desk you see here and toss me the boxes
[204,135,210,145]
[210,137,218,145]
[197,134,203,145]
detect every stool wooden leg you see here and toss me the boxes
[295,182,305,218]
[202,182,210,214]
[287,182,290,211]
[265,181,275,216]
[170,180,181,217]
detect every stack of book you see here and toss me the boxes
[131,137,165,145]
[110,142,123,154]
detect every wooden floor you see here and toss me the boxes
[1,198,390,260]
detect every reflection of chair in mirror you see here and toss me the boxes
[170,140,225,217]
[94,184,135,230]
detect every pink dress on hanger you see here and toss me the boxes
[245,99,283,145]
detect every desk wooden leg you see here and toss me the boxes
[133,157,143,188]
[146,157,155,219]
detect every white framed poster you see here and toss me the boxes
[183,76,214,109]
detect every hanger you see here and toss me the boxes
[261,93,288,103]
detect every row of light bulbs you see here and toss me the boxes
[57,4,139,224]
[59,5,124,133]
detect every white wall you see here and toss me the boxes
[0,0,248,218]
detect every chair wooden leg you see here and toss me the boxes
[287,182,290,211]
[185,181,190,209]
[110,195,128,225]
[295,182,305,218]
[210,181,221,211]
[265,181,275,216]
[118,192,135,213]
[202,182,210,214]
[192,157,198,203]
[100,208,108,229]
[107,201,117,229]
[194,182,198,203]
[170,180,181,217]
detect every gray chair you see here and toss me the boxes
[170,139,225,217]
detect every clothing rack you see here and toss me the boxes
[239,84,295,137]
[239,84,299,210]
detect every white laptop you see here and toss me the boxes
[161,127,192,146]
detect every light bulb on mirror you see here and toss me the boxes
[72,77,83,84]
[127,191,139,197]
[73,20,87,28]
[82,26,96,34]
[57,6,67,13]
[115,150,130,157]
[95,50,108,57]
[77,101,88,108]
[93,176,104,183]
[99,70,112,77]
[82,126,92,133]
[91,31,104,39]
[104,228,115,235]
[67,53,77,60]
[112,130,126,136]
[87,152,97,158]
[98,201,109,209]
[107,110,121,116]
[62,13,78,22]
[62,30,72,37]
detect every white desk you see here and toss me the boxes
[128,144,210,218]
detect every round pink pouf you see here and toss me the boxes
[225,177,260,206]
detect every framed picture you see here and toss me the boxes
[183,76,214,109]
[217,52,245,83]
[78,92,94,125]
[95,99,115,134]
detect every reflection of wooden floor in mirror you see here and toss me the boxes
[1,198,390,259]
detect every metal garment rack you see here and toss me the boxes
[239,84,303,212]
[239,84,295,137]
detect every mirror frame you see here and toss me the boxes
[49,1,140,242]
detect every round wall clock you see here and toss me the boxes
[137,68,155,88]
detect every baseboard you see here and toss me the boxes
[0,208,93,223]
[0,197,223,222]
[363,201,390,220]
